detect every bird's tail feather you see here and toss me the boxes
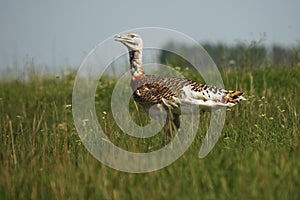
[223,90,246,104]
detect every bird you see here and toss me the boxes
[114,32,246,142]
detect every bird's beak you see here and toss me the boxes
[114,35,125,42]
[114,35,120,41]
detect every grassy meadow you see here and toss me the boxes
[0,64,299,199]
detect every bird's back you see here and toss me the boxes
[131,75,245,111]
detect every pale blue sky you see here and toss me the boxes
[0,0,299,69]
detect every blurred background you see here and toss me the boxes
[1,0,299,80]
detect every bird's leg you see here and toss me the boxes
[164,113,172,144]
[164,109,173,144]
[164,109,180,144]
[173,113,180,131]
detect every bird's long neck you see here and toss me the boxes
[129,50,144,81]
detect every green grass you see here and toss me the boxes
[0,66,299,199]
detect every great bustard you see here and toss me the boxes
[114,32,245,141]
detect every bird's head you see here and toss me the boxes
[114,32,143,51]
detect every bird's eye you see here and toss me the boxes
[130,34,136,38]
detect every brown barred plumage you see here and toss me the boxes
[115,32,246,142]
